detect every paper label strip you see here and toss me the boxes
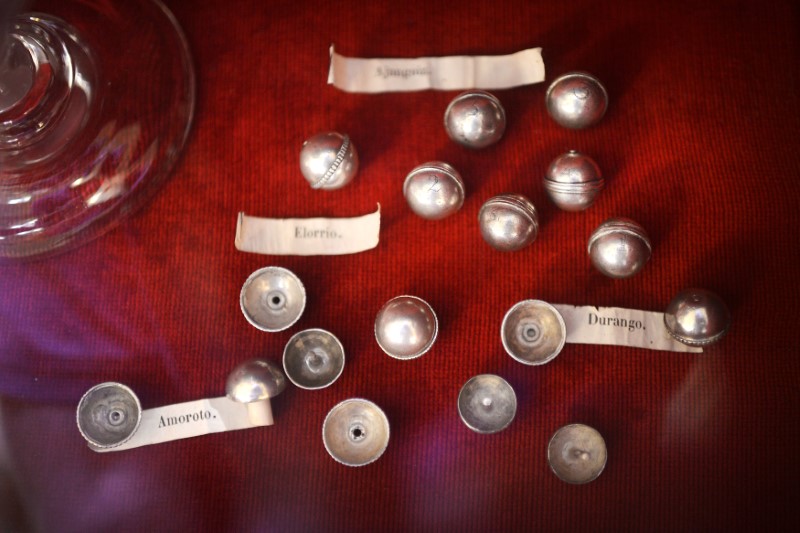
[328,45,545,93]
[92,397,267,453]
[553,304,703,353]
[235,205,380,256]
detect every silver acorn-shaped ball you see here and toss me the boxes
[374,295,438,359]
[587,218,651,279]
[544,150,604,211]
[299,132,359,189]
[478,194,539,252]
[546,72,608,129]
[444,90,506,148]
[663,288,731,347]
[403,162,465,220]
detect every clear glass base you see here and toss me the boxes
[0,0,195,260]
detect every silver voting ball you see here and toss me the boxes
[76,382,142,449]
[374,295,438,359]
[478,194,539,252]
[587,218,652,279]
[283,328,345,390]
[544,150,604,211]
[548,424,608,484]
[323,398,390,467]
[546,72,608,129]
[501,300,567,365]
[299,132,359,190]
[444,90,507,148]
[225,359,287,403]
[457,374,517,434]
[240,266,306,332]
[403,161,465,220]
[664,288,731,347]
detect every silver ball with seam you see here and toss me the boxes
[299,131,359,189]
[403,161,465,220]
[546,72,608,129]
[478,194,539,251]
[587,218,651,279]
[444,91,506,148]
[544,150,604,211]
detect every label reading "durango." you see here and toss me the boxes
[588,312,644,332]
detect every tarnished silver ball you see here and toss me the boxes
[544,150,604,211]
[664,288,731,347]
[546,72,608,129]
[374,295,438,359]
[444,90,506,148]
[548,424,607,484]
[458,374,517,434]
[588,218,651,279]
[77,382,142,449]
[322,398,390,467]
[478,194,539,251]
[501,300,567,366]
[403,162,465,220]
[283,328,345,390]
[299,132,359,189]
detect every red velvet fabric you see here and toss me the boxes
[1,0,798,530]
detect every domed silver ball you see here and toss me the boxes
[444,90,506,148]
[403,161,465,220]
[374,295,438,359]
[77,382,142,449]
[544,150,604,211]
[322,398,390,467]
[299,132,359,189]
[478,194,539,251]
[501,300,567,365]
[283,328,345,390]
[664,288,731,347]
[457,374,517,434]
[546,72,608,129]
[588,218,651,279]
[240,266,306,332]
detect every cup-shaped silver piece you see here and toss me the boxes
[299,131,359,190]
[403,161,465,220]
[664,288,731,347]
[546,72,608,129]
[283,328,345,390]
[444,90,506,149]
[323,398,390,467]
[478,194,539,252]
[548,424,607,484]
[374,295,438,360]
[240,266,306,332]
[226,359,286,426]
[458,374,517,434]
[501,300,567,365]
[544,150,604,211]
[587,218,652,279]
[77,382,142,449]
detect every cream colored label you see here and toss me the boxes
[91,397,267,453]
[235,205,380,256]
[553,304,703,353]
[328,45,545,93]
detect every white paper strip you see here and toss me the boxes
[91,397,267,453]
[235,205,380,256]
[552,304,703,353]
[328,45,545,93]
